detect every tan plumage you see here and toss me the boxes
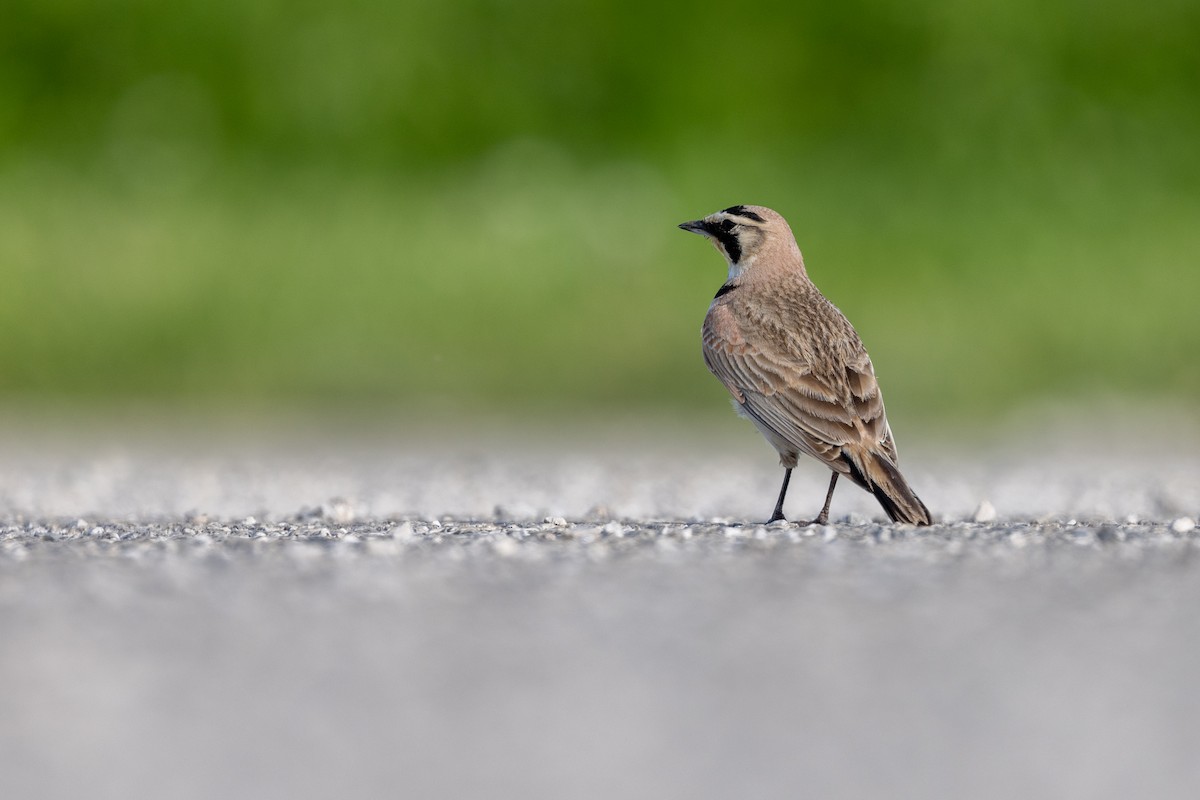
[679,205,931,525]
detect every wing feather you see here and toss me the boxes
[702,301,894,470]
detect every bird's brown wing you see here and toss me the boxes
[702,303,893,469]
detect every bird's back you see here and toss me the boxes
[702,272,897,467]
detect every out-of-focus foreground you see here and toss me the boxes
[1,421,1199,800]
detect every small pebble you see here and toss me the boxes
[585,505,611,520]
[972,500,997,523]
[574,527,600,544]
[321,499,356,524]
[1171,517,1196,534]
[601,521,625,538]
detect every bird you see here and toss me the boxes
[678,205,931,526]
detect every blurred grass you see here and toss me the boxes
[1,0,1198,425]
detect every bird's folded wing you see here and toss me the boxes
[702,313,891,459]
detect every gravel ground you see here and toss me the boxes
[2,416,1199,799]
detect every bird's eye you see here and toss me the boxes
[719,219,736,233]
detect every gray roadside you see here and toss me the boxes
[1,417,1198,800]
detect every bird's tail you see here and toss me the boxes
[844,449,931,526]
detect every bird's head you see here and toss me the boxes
[678,205,801,280]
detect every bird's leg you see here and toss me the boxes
[766,468,793,523]
[791,472,839,526]
[813,472,838,525]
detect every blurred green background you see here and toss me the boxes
[2,0,1198,427]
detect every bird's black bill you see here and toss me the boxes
[678,220,709,235]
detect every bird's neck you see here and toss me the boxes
[733,250,810,287]
[726,254,756,282]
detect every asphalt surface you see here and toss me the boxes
[2,416,1199,799]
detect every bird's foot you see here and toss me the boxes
[765,512,787,525]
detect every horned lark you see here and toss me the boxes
[679,205,931,526]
